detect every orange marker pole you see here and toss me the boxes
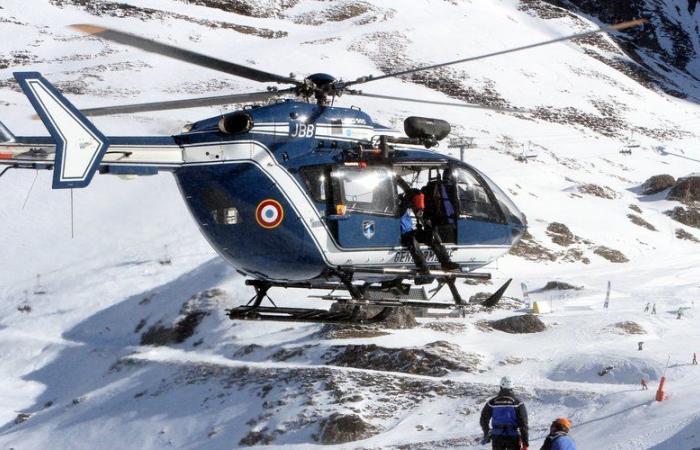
[655,376,666,402]
[656,355,671,402]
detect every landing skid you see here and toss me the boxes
[226,272,513,324]
[227,305,394,324]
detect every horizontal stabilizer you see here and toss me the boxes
[14,72,109,189]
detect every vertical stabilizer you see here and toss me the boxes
[14,72,109,189]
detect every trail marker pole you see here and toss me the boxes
[656,355,671,402]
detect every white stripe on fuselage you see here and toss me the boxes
[182,141,510,268]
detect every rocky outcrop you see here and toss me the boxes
[324,341,481,376]
[676,229,700,243]
[488,314,546,334]
[319,413,378,444]
[541,281,583,291]
[665,206,700,229]
[608,321,646,335]
[509,230,557,261]
[667,176,700,204]
[140,289,222,346]
[327,304,417,329]
[594,246,629,263]
[641,174,675,195]
[544,1,700,99]
[577,184,617,199]
[627,214,657,231]
[546,222,575,246]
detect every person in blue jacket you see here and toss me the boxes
[480,376,529,450]
[539,418,576,450]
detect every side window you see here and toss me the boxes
[333,167,397,215]
[300,166,328,203]
[201,186,240,225]
[453,168,501,222]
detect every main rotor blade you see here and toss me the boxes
[80,89,295,117]
[345,19,648,87]
[346,91,527,112]
[70,24,301,86]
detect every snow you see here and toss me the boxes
[1,0,700,449]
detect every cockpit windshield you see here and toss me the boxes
[452,167,501,222]
[472,168,526,227]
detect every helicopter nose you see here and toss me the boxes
[511,221,527,244]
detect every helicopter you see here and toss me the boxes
[0,19,646,323]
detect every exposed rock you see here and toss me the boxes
[629,204,643,214]
[641,174,675,195]
[469,292,493,304]
[526,106,626,138]
[317,325,390,340]
[141,289,223,346]
[14,412,31,424]
[319,413,379,444]
[421,321,468,334]
[518,0,577,19]
[594,246,629,263]
[499,356,528,366]
[239,429,274,446]
[487,314,546,334]
[609,321,646,335]
[667,176,700,204]
[577,184,617,199]
[544,1,697,100]
[234,344,263,357]
[349,31,511,110]
[324,341,481,376]
[546,222,575,246]
[271,346,308,362]
[327,304,416,329]
[561,248,590,264]
[541,281,583,291]
[509,230,557,261]
[675,229,700,243]
[627,214,657,231]
[291,1,393,26]
[665,206,700,229]
[174,0,298,18]
[51,0,288,38]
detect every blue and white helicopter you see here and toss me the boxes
[0,20,645,323]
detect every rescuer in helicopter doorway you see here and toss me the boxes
[399,187,459,281]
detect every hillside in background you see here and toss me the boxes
[1,1,700,449]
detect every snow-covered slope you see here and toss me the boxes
[1,1,700,449]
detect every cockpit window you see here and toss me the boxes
[300,166,328,203]
[332,167,397,216]
[453,167,501,222]
[475,170,527,227]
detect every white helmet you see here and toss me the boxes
[500,376,514,390]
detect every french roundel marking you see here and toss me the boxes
[255,199,284,229]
